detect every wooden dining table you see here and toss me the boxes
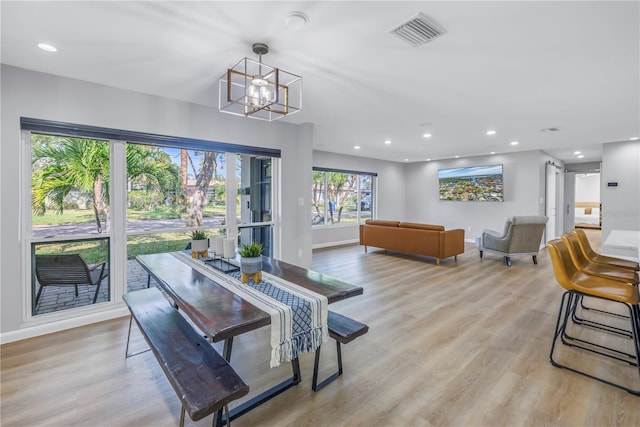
[135,252,363,426]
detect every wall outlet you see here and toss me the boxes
[298,248,303,258]
[298,197,304,207]
[466,226,471,232]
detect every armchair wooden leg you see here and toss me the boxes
[479,250,483,259]
[505,256,512,266]
[533,255,538,265]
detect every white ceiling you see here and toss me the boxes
[2,1,638,164]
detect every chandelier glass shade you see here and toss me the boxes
[219,43,302,121]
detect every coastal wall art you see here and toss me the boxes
[438,164,504,202]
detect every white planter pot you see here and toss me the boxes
[191,239,209,253]
[240,256,262,275]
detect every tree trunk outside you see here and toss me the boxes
[93,177,105,233]
[187,152,217,227]
[180,149,188,192]
[92,201,103,233]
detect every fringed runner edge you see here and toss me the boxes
[172,251,328,367]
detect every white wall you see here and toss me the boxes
[311,150,406,247]
[575,173,600,201]
[0,63,607,341]
[312,149,562,245]
[0,65,313,338]
[404,151,556,241]
[601,140,640,239]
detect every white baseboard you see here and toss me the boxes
[315,238,480,248]
[312,239,359,250]
[0,306,130,345]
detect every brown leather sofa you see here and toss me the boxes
[359,220,465,265]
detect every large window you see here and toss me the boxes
[23,118,279,319]
[125,147,274,259]
[31,134,112,315]
[311,168,375,226]
[125,145,227,260]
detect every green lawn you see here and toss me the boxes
[33,206,227,225]
[33,206,228,262]
[31,209,98,226]
[34,239,110,264]
[35,232,201,263]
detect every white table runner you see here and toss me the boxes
[173,252,328,367]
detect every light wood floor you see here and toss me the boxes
[2,230,639,426]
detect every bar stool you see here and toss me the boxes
[571,229,639,271]
[562,232,638,324]
[561,233,638,285]
[547,239,640,395]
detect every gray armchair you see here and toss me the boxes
[477,216,548,266]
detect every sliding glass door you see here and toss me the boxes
[23,121,279,320]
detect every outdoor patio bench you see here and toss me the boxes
[312,310,369,391]
[124,287,249,427]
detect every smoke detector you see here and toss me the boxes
[388,13,446,47]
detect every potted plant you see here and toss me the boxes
[190,230,209,258]
[238,241,263,283]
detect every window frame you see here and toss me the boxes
[311,167,376,228]
[21,119,280,324]
[23,131,119,321]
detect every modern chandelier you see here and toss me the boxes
[219,43,302,121]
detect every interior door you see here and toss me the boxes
[545,163,558,242]
[563,172,576,233]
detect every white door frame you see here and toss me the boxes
[545,162,562,242]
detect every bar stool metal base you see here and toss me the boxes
[550,290,640,396]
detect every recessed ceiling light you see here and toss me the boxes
[354,146,360,150]
[577,154,584,158]
[574,151,581,155]
[486,130,496,136]
[384,140,392,145]
[454,155,460,158]
[404,158,409,162]
[631,137,639,141]
[426,158,431,161]
[510,141,519,146]
[490,151,496,155]
[423,133,432,138]
[286,11,310,27]
[37,43,57,52]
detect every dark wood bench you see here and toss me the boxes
[123,288,249,426]
[312,310,369,391]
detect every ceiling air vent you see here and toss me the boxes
[388,13,446,47]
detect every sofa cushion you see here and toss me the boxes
[399,222,445,231]
[365,220,400,227]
